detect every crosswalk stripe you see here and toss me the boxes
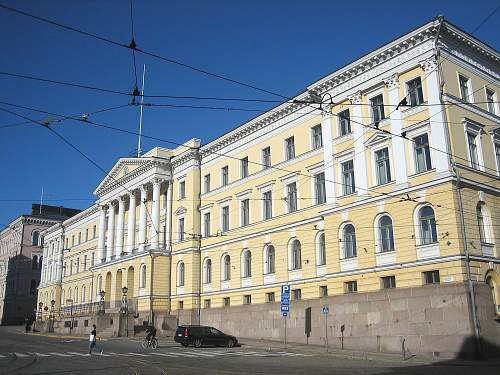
[151,352,177,357]
[126,353,151,357]
[181,352,214,357]
[165,352,197,357]
[107,352,130,357]
[197,351,230,356]
[49,352,72,357]
[14,352,30,358]
[67,352,89,357]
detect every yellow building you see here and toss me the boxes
[38,17,500,357]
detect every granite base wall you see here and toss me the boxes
[196,283,500,358]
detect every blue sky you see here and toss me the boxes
[0,0,499,226]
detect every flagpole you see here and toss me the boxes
[138,64,146,157]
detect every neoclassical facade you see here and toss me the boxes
[38,18,500,356]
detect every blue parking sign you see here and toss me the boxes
[281,285,290,295]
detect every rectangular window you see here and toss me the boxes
[204,174,211,193]
[78,232,81,245]
[83,255,87,271]
[178,218,185,241]
[223,297,230,307]
[204,299,211,308]
[495,144,500,175]
[314,172,326,205]
[178,301,184,310]
[240,157,249,178]
[91,252,95,267]
[266,292,275,303]
[63,262,67,276]
[262,147,271,169]
[222,206,230,232]
[320,285,328,297]
[203,212,211,237]
[406,77,424,106]
[311,124,323,149]
[341,160,355,195]
[370,94,385,125]
[381,276,396,289]
[423,270,440,285]
[467,132,480,169]
[93,225,97,239]
[285,136,295,160]
[345,281,357,294]
[241,199,250,227]
[85,229,89,242]
[179,181,186,199]
[221,166,229,186]
[286,182,297,213]
[413,134,432,173]
[243,295,252,305]
[263,191,272,220]
[375,147,391,185]
[72,235,75,247]
[65,238,68,249]
[486,89,496,114]
[338,109,351,136]
[459,75,471,102]
[292,289,302,301]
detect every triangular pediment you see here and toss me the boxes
[364,132,391,148]
[93,158,150,196]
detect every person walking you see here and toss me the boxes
[88,324,103,355]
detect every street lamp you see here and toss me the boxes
[66,299,73,334]
[121,286,129,337]
[99,290,106,314]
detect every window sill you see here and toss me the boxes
[339,192,357,199]
[340,257,358,272]
[221,280,231,290]
[416,243,440,260]
[408,168,435,178]
[373,180,395,189]
[264,274,276,284]
[481,243,495,257]
[316,264,327,277]
[241,277,252,288]
[375,251,396,266]
[288,269,302,281]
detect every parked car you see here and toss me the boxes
[174,325,238,348]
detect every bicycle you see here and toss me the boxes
[141,337,158,350]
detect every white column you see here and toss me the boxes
[321,104,336,205]
[41,245,48,284]
[57,237,64,282]
[165,181,173,252]
[421,56,450,175]
[115,196,125,258]
[349,91,369,196]
[384,73,408,188]
[97,205,107,263]
[127,190,137,253]
[151,179,162,250]
[138,185,148,252]
[106,201,116,261]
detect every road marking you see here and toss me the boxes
[126,353,151,357]
[106,352,130,356]
[49,352,72,357]
[34,352,51,357]
[181,351,214,357]
[165,352,197,357]
[0,354,6,358]
[67,352,89,357]
[151,352,177,358]
[14,352,30,358]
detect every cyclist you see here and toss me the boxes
[145,325,157,346]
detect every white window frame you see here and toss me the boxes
[221,253,231,281]
[310,124,323,150]
[177,216,185,242]
[140,264,147,289]
[414,204,439,246]
[464,120,485,171]
[177,261,185,287]
[241,249,252,278]
[494,138,500,176]
[263,244,276,274]
[374,213,396,254]
[262,189,273,221]
[372,144,393,186]
[485,88,498,114]
[367,88,386,125]
[281,173,299,213]
[336,150,355,197]
[316,231,326,266]
[284,136,296,161]
[204,174,211,194]
[178,178,186,200]
[339,222,357,259]
[337,108,352,137]
[221,166,229,187]
[405,76,424,107]
[458,73,473,103]
[262,146,271,169]
[240,156,249,179]
[288,238,302,271]
[202,209,212,238]
[220,204,230,232]
[203,257,212,285]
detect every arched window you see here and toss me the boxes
[74,287,78,304]
[61,289,65,305]
[32,231,40,246]
[317,233,326,265]
[378,215,395,252]
[486,272,499,315]
[222,254,231,281]
[82,285,86,303]
[343,224,357,258]
[418,206,437,245]
[68,288,72,302]
[265,245,275,274]
[290,239,302,270]
[204,259,212,284]
[476,203,492,244]
[177,262,185,287]
[242,250,252,278]
[140,264,147,288]
[32,255,38,270]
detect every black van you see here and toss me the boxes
[174,325,238,348]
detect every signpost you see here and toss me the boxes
[281,285,290,348]
[322,305,329,351]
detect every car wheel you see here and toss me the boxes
[226,339,235,348]
[181,343,189,347]
[194,339,202,348]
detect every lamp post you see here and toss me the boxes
[99,290,106,314]
[66,299,73,334]
[121,286,129,337]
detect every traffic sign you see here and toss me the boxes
[282,312,288,317]
[281,304,289,312]
[322,305,329,314]
[281,285,290,295]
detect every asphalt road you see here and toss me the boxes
[0,327,498,375]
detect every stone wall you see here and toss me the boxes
[198,282,500,358]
